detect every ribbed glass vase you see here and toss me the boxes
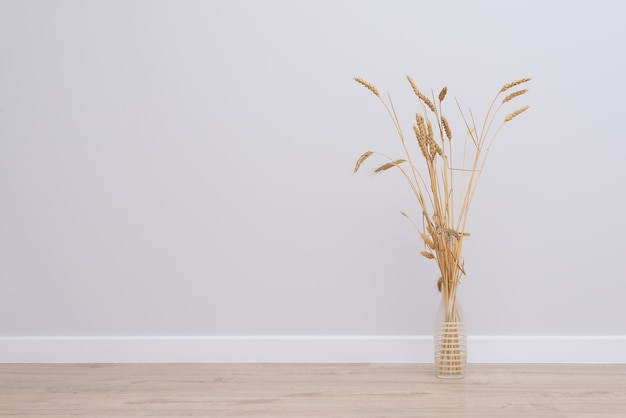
[433,292,467,379]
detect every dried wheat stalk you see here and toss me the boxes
[353,76,531,375]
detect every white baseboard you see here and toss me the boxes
[1,336,625,363]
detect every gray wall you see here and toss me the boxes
[1,0,624,339]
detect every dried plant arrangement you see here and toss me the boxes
[353,76,531,378]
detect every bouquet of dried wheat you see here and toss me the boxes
[353,76,530,377]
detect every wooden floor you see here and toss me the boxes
[1,364,625,417]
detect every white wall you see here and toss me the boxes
[1,0,625,360]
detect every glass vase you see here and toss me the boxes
[433,292,467,379]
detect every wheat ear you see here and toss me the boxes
[354,77,380,97]
[504,105,530,122]
[502,89,528,103]
[500,78,532,93]
[441,116,452,140]
[374,159,406,173]
[407,75,437,113]
[438,87,448,102]
[354,151,374,173]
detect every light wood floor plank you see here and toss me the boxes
[1,363,625,417]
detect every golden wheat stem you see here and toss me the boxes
[477,94,502,148]
[400,211,425,237]
[456,129,486,233]
[436,151,452,237]
[458,108,529,236]
[436,96,455,231]
[384,95,437,218]
[455,101,479,149]
[454,102,483,229]
[366,151,432,226]
[467,121,508,200]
